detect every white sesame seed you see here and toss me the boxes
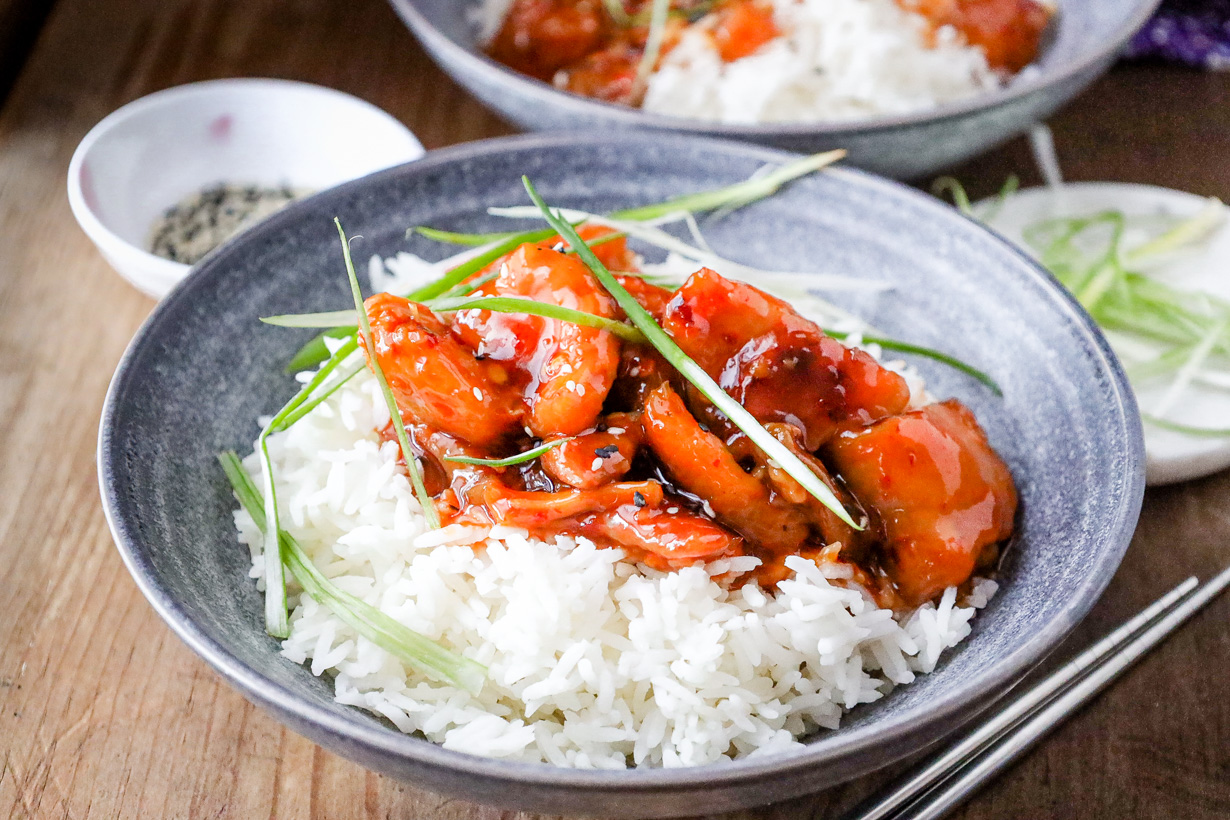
[472,387,483,401]
[606,427,625,435]
[591,458,604,471]
[566,380,577,391]
[576,383,586,396]
[667,506,679,514]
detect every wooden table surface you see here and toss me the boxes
[1,0,1227,817]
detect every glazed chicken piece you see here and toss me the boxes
[641,382,817,556]
[369,231,1015,604]
[412,416,741,569]
[824,399,1018,607]
[614,274,674,318]
[469,480,666,528]
[456,224,636,292]
[487,0,613,81]
[556,39,643,105]
[661,268,912,450]
[570,503,744,571]
[746,423,870,557]
[710,0,780,61]
[539,414,643,489]
[904,0,1051,73]
[453,242,623,437]
[363,293,524,448]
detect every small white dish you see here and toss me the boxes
[68,79,425,299]
[982,182,1230,485]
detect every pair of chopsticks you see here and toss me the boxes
[845,563,1230,820]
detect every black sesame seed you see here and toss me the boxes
[633,491,646,508]
[595,444,619,458]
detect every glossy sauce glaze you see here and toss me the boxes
[365,230,1017,608]
[485,0,1052,107]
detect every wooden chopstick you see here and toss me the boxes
[845,565,1230,820]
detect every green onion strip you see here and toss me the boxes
[411,226,525,247]
[633,0,670,99]
[522,176,862,530]
[263,296,644,342]
[1141,414,1230,438]
[336,219,441,530]
[218,452,486,693]
[827,330,1001,396]
[255,432,287,638]
[1154,318,1228,417]
[254,334,362,637]
[431,296,644,342]
[443,438,573,468]
[600,0,630,25]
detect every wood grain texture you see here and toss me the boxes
[0,0,1225,815]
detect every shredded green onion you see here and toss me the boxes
[444,438,573,467]
[255,431,287,638]
[613,151,846,222]
[336,219,440,530]
[218,451,486,692]
[522,175,861,530]
[286,326,355,373]
[931,177,973,216]
[410,226,525,247]
[600,0,630,25]
[970,182,1230,438]
[264,296,643,342]
[1141,415,1230,437]
[252,333,364,637]
[431,296,645,342]
[826,330,1001,396]
[277,361,366,430]
[263,310,359,328]
[933,175,1019,223]
[633,0,670,99]
[1126,196,1225,263]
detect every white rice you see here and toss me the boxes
[471,0,1006,124]
[233,355,995,767]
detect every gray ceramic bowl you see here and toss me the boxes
[387,0,1160,179]
[99,133,1144,817]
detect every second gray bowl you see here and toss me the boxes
[389,0,1160,179]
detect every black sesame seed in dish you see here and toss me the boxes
[148,183,309,265]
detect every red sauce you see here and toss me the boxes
[484,0,1051,107]
[365,234,1018,606]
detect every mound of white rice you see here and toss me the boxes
[472,0,1006,124]
[233,360,995,767]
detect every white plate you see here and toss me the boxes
[981,182,1230,485]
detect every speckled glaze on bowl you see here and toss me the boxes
[99,133,1144,817]
[387,0,1160,180]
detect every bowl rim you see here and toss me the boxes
[388,0,1163,136]
[67,77,424,287]
[98,131,1144,796]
